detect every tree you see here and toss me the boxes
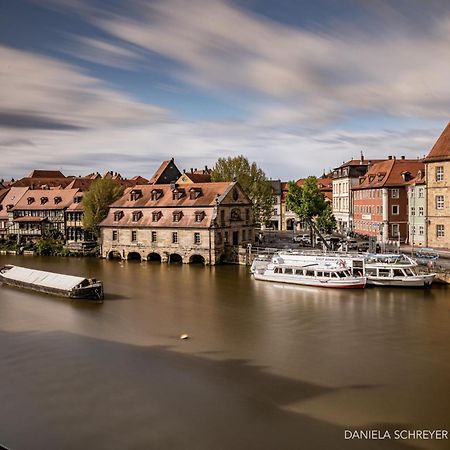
[285,177,336,246]
[211,155,274,225]
[83,178,124,235]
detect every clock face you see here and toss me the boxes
[232,188,239,201]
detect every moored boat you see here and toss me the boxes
[0,265,104,301]
[253,256,366,289]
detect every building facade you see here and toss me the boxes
[352,157,424,243]
[99,181,254,264]
[424,122,450,249]
[407,172,427,247]
[332,157,378,233]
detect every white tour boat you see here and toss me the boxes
[252,255,366,289]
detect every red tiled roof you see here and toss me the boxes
[354,159,425,189]
[27,170,65,178]
[65,177,96,191]
[424,122,450,162]
[0,187,29,219]
[185,173,212,183]
[148,160,172,184]
[11,189,80,210]
[11,177,73,189]
[14,216,47,222]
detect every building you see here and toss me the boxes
[148,158,182,184]
[11,169,73,189]
[177,167,212,184]
[424,122,450,249]
[266,179,282,230]
[8,188,80,241]
[352,157,424,243]
[0,187,28,238]
[99,181,254,264]
[332,156,380,233]
[407,170,427,247]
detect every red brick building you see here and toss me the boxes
[352,157,424,243]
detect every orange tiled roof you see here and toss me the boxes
[0,187,29,219]
[11,188,80,211]
[424,122,450,162]
[354,158,425,189]
[27,170,66,178]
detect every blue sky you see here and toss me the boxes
[1,0,449,180]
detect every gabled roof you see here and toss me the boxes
[11,177,73,189]
[28,170,66,178]
[0,187,29,219]
[148,158,181,184]
[424,122,450,163]
[11,188,80,210]
[354,158,424,189]
[64,177,96,191]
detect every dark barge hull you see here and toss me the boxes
[0,274,104,302]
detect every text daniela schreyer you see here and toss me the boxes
[345,430,448,440]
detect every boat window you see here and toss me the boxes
[337,271,345,278]
[284,268,293,274]
[405,268,415,276]
[393,269,404,277]
[274,267,280,274]
[295,269,303,275]
[316,271,323,277]
[366,268,377,276]
[332,272,339,278]
[306,270,314,277]
[379,269,390,277]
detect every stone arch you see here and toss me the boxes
[168,253,183,263]
[127,251,142,261]
[219,254,227,264]
[147,252,162,262]
[108,250,122,260]
[189,254,205,264]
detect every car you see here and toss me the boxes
[293,234,309,243]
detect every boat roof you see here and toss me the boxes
[2,266,86,291]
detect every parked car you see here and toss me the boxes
[293,234,309,243]
[344,238,358,250]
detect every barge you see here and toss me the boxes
[0,265,104,302]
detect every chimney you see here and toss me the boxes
[360,150,364,162]
[401,155,405,160]
[388,156,392,160]
[190,168,193,173]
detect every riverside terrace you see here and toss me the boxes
[99,181,255,265]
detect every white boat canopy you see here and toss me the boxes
[2,266,86,291]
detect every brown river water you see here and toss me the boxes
[0,255,449,450]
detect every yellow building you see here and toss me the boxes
[424,122,450,249]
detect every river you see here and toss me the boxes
[0,255,449,450]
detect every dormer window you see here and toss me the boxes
[132,211,143,222]
[27,197,35,205]
[6,204,13,210]
[152,211,162,222]
[359,177,365,184]
[190,188,202,200]
[73,196,82,204]
[151,189,163,201]
[368,175,374,183]
[130,189,142,201]
[172,189,185,200]
[173,210,183,222]
[195,211,205,222]
[114,211,124,221]
[54,196,62,205]
[40,196,48,205]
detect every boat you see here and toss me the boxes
[252,255,366,289]
[413,248,439,266]
[0,265,104,301]
[363,254,435,287]
[251,251,435,288]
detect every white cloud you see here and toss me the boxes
[0,45,169,130]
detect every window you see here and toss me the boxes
[217,232,222,244]
[411,207,415,216]
[392,205,399,215]
[194,232,201,244]
[112,230,118,241]
[130,190,142,201]
[391,189,399,198]
[189,188,202,199]
[436,166,444,182]
[152,211,161,222]
[246,208,250,222]
[418,207,424,216]
[173,211,183,222]
[419,226,424,236]
[151,190,163,201]
[436,195,444,210]
[284,268,293,274]
[242,230,246,241]
[172,232,178,243]
[436,224,445,237]
[132,211,142,222]
[220,210,225,224]
[131,230,137,242]
[114,211,123,221]
[151,231,157,242]
[224,231,229,243]
[391,224,399,237]
[418,188,424,198]
[195,211,205,222]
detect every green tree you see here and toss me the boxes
[285,177,336,246]
[83,178,124,235]
[211,155,274,225]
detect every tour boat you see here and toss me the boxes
[0,265,104,301]
[251,251,435,288]
[252,255,366,289]
[363,254,435,287]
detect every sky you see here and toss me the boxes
[0,0,449,181]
